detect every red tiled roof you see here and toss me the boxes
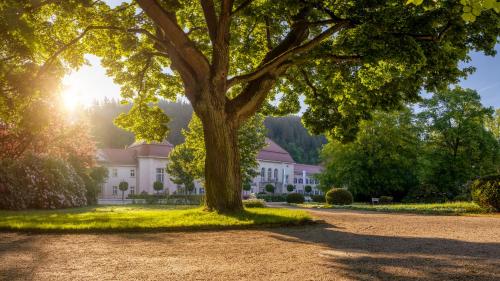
[128,140,173,158]
[294,163,323,174]
[257,138,294,163]
[98,148,137,165]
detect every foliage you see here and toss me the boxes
[243,199,266,208]
[242,181,252,191]
[0,205,311,232]
[379,196,393,204]
[286,193,305,204]
[0,154,88,210]
[304,185,312,193]
[153,181,164,193]
[286,184,295,192]
[485,108,500,143]
[256,194,287,202]
[417,87,499,198]
[319,109,420,201]
[265,184,275,194]
[470,175,500,211]
[403,183,448,203]
[408,0,500,22]
[326,188,354,205]
[311,195,326,203]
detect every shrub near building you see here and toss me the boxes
[326,188,353,205]
[286,193,305,204]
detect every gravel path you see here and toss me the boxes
[1,208,499,281]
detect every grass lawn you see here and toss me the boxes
[295,201,492,215]
[0,205,311,232]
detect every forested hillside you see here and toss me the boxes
[85,100,324,164]
[265,117,326,164]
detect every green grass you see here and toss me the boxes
[0,205,311,232]
[296,201,490,215]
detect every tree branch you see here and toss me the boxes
[200,0,218,42]
[38,25,165,77]
[135,0,210,82]
[228,21,351,87]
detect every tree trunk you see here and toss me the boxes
[199,108,243,212]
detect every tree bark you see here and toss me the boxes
[198,104,243,212]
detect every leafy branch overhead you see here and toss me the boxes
[21,0,498,142]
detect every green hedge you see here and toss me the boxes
[470,175,500,212]
[326,188,353,205]
[286,193,305,204]
[311,195,326,203]
[256,194,287,202]
[128,194,205,205]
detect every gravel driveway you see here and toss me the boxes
[1,208,499,281]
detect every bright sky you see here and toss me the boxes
[61,46,500,111]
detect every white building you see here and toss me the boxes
[97,138,322,199]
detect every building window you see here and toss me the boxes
[130,186,135,195]
[261,168,265,181]
[130,169,135,177]
[267,168,272,181]
[294,178,297,184]
[112,186,118,195]
[112,168,117,177]
[156,168,165,183]
[274,169,278,181]
[299,178,303,184]
[306,178,309,184]
[199,188,205,194]
[285,175,289,183]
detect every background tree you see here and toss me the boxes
[119,181,129,201]
[153,181,164,195]
[16,0,499,211]
[265,184,275,194]
[319,109,421,201]
[417,87,499,198]
[485,108,500,141]
[304,185,312,194]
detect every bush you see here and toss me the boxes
[286,184,295,192]
[243,199,266,208]
[265,184,275,193]
[153,181,164,193]
[403,183,447,203]
[311,194,326,203]
[256,194,287,202]
[286,193,305,204]
[326,188,353,205]
[379,196,393,204]
[470,175,500,211]
[0,154,88,210]
[304,185,312,193]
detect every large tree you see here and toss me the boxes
[418,87,499,196]
[11,0,500,211]
[319,109,421,201]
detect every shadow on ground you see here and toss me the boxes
[268,221,500,280]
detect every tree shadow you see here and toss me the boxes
[0,234,39,280]
[268,222,500,280]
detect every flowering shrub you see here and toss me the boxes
[0,154,88,210]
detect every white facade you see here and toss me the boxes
[98,138,322,199]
